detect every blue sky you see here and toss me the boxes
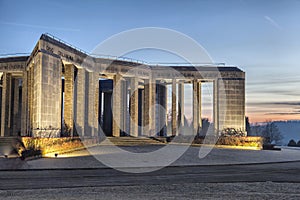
[1,0,300,122]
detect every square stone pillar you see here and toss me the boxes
[178,82,184,132]
[74,67,86,137]
[129,77,139,137]
[86,71,99,137]
[12,77,22,136]
[143,78,156,136]
[150,79,156,136]
[192,80,199,135]
[138,88,144,136]
[63,64,75,136]
[94,74,99,137]
[121,80,128,135]
[86,72,96,137]
[84,71,90,136]
[219,77,245,133]
[30,53,62,137]
[28,66,34,136]
[213,79,219,134]
[171,79,177,136]
[1,73,12,137]
[21,70,28,136]
[197,82,202,129]
[143,79,150,136]
[112,74,122,137]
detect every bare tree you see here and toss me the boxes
[249,123,262,136]
[262,122,283,144]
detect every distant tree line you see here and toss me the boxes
[287,139,300,147]
[248,119,283,145]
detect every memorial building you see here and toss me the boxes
[0,34,245,138]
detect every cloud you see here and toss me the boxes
[264,15,282,30]
[265,112,300,115]
[0,21,80,32]
[272,102,300,106]
[248,101,300,106]
[247,89,300,97]
[247,79,300,86]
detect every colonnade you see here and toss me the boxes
[0,67,220,137]
[0,33,245,137]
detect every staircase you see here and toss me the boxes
[100,136,165,146]
[0,137,18,156]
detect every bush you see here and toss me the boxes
[297,140,300,147]
[221,128,246,137]
[20,149,42,160]
[288,139,297,147]
[193,135,263,148]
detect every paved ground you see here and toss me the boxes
[0,182,299,200]
[11,144,300,170]
[0,162,300,199]
[1,145,300,199]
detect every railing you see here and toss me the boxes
[44,33,89,55]
[44,33,230,67]
[1,33,232,68]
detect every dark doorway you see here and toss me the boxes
[99,79,113,136]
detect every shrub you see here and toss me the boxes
[297,140,300,147]
[20,149,42,160]
[193,135,263,148]
[221,128,246,137]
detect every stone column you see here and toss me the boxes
[63,64,74,136]
[86,71,98,137]
[21,70,28,136]
[178,82,184,133]
[150,79,156,136]
[171,79,177,136]
[213,79,219,134]
[120,79,129,134]
[129,77,139,137]
[84,71,90,136]
[28,66,34,136]
[138,88,144,136]
[192,80,199,135]
[12,77,22,136]
[74,67,85,137]
[112,74,122,137]
[0,73,11,137]
[31,53,62,137]
[94,74,99,137]
[143,78,156,136]
[197,82,202,130]
[143,79,150,136]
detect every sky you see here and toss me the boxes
[0,0,300,123]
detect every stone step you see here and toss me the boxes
[100,137,165,146]
[0,137,18,145]
[0,137,18,156]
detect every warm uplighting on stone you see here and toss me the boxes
[0,33,245,139]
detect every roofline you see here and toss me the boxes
[0,33,244,73]
[0,56,29,63]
